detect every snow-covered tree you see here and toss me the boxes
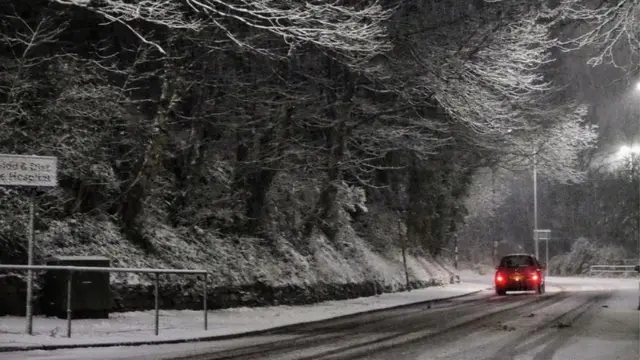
[557,0,640,69]
[51,0,393,60]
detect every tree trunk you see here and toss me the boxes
[119,42,181,249]
[308,59,354,240]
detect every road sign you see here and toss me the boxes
[534,229,551,241]
[0,154,57,187]
[0,154,58,335]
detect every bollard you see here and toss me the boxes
[154,273,159,335]
[66,270,73,338]
[203,273,208,331]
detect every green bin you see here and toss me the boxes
[41,256,111,319]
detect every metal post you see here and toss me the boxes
[154,273,159,336]
[399,220,410,292]
[203,273,208,331]
[25,188,36,335]
[636,156,639,275]
[66,270,73,338]
[635,156,640,310]
[545,236,549,273]
[402,244,410,291]
[491,167,497,264]
[454,243,458,270]
[533,156,539,259]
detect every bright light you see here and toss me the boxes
[636,81,640,92]
[617,144,640,161]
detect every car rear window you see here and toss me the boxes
[499,255,534,268]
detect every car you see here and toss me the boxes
[494,253,545,296]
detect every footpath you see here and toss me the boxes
[0,280,491,352]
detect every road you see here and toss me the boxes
[7,278,639,360]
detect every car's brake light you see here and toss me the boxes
[531,274,539,281]
[496,273,505,283]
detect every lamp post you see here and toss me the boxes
[632,80,640,262]
[533,153,539,259]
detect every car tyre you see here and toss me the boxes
[536,284,544,295]
[496,289,506,296]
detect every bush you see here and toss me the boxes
[549,237,627,276]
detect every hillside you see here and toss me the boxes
[1,191,455,314]
[1,173,457,313]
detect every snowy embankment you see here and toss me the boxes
[0,217,459,314]
[0,282,488,349]
[37,218,455,288]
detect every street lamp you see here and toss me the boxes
[617,145,640,159]
[533,152,539,260]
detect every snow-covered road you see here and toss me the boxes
[360,288,639,360]
[2,275,637,360]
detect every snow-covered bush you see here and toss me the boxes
[549,237,627,276]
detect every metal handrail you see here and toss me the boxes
[0,264,209,338]
[0,264,207,274]
[588,265,639,276]
[589,265,637,271]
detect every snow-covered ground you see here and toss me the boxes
[548,289,640,360]
[545,275,639,290]
[0,282,488,350]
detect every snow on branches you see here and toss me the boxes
[52,0,199,53]
[557,0,640,68]
[431,7,557,139]
[531,105,598,184]
[385,1,597,183]
[185,0,393,59]
[51,0,393,59]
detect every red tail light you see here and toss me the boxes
[496,273,505,283]
[531,274,539,281]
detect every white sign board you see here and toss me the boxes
[534,229,551,241]
[0,154,57,187]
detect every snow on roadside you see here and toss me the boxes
[0,282,489,349]
[546,276,639,291]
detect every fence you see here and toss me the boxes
[588,264,639,277]
[0,264,208,338]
